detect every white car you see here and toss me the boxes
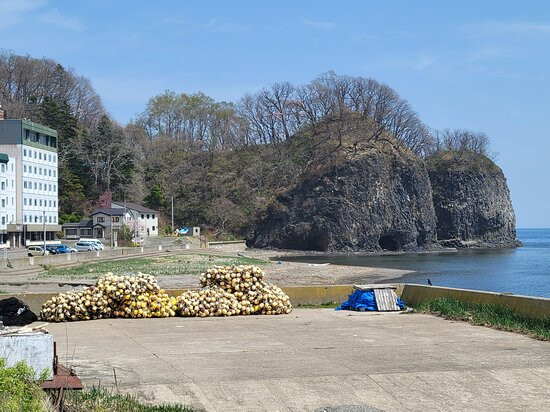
[78,239,105,250]
[74,242,95,252]
[27,246,49,256]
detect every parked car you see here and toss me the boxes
[45,245,60,255]
[78,238,105,250]
[74,242,95,252]
[67,246,78,253]
[27,246,48,256]
[54,244,73,254]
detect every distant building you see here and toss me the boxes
[111,201,159,238]
[62,219,92,240]
[61,202,159,242]
[0,118,60,247]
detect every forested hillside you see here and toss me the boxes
[0,51,493,238]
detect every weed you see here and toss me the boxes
[415,297,550,340]
[39,254,270,279]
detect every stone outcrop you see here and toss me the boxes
[427,152,520,248]
[247,143,438,252]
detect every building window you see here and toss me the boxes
[1,216,4,225]
[152,214,156,219]
[97,217,104,222]
[141,214,144,219]
[48,154,52,162]
[39,183,42,190]
[34,216,38,223]
[152,226,156,231]
[24,198,27,206]
[1,199,4,207]
[49,200,52,207]
[53,185,56,192]
[0,182,4,190]
[24,215,27,223]
[34,199,37,206]
[66,228,77,236]
[49,216,52,223]
[24,165,27,173]
[54,216,57,223]
[53,201,56,207]
[49,169,52,177]
[39,152,42,160]
[24,149,27,156]
[34,182,37,190]
[34,167,37,174]
[147,214,150,219]
[39,199,42,207]
[48,184,52,191]
[53,170,56,177]
[112,216,120,222]
[39,168,42,175]
[34,151,37,159]
[0,164,4,173]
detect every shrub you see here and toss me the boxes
[0,358,49,412]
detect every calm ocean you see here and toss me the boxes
[278,228,550,298]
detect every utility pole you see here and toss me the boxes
[171,196,174,232]
[42,210,46,254]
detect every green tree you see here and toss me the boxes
[117,224,134,246]
[144,184,166,211]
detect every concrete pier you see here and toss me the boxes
[45,309,550,411]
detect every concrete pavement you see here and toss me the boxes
[45,310,550,412]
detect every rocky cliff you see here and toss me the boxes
[247,143,438,252]
[426,151,520,248]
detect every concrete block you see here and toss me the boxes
[0,333,53,379]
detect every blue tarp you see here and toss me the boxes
[336,289,406,311]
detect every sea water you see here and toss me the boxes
[278,228,550,298]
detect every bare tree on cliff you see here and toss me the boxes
[0,50,104,126]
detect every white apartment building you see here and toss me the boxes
[0,118,60,247]
[0,153,16,246]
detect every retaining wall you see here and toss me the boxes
[1,284,548,319]
[398,284,550,319]
[0,245,186,271]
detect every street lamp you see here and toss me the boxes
[42,210,46,254]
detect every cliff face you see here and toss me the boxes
[247,144,438,252]
[427,152,519,248]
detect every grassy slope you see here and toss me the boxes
[39,254,270,279]
[416,297,550,341]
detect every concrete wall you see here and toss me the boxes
[0,333,53,379]
[398,284,550,319]
[2,284,549,320]
[0,245,182,271]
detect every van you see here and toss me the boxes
[74,242,95,252]
[78,238,105,250]
[27,246,49,257]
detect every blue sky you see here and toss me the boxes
[1,0,549,227]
